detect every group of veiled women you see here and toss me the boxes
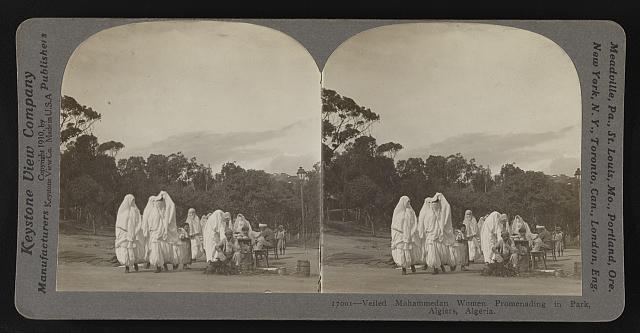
[391,192,542,275]
[114,191,263,273]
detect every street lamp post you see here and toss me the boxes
[297,167,308,251]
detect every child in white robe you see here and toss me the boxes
[173,225,192,270]
[450,226,469,271]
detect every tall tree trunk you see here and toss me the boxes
[91,212,97,235]
[367,211,375,237]
[342,168,346,223]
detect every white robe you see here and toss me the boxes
[200,214,209,233]
[223,212,232,231]
[114,194,143,266]
[480,211,506,263]
[203,210,226,262]
[477,217,485,243]
[233,214,260,239]
[390,196,421,268]
[510,215,533,239]
[185,209,204,260]
[462,214,480,262]
[418,193,455,267]
[450,230,468,266]
[141,191,178,266]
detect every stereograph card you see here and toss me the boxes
[15,19,625,320]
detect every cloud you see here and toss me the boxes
[268,153,318,175]
[122,120,312,173]
[547,156,580,176]
[403,126,579,174]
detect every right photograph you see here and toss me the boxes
[320,23,582,295]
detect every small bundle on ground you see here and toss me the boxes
[204,261,239,275]
[481,262,519,277]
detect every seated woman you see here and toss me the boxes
[513,226,531,272]
[492,231,520,270]
[213,229,242,270]
[237,226,251,240]
[254,224,275,250]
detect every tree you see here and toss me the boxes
[60,95,102,146]
[97,140,125,158]
[117,156,150,202]
[345,175,383,236]
[146,154,170,185]
[66,175,109,234]
[215,162,245,183]
[322,89,380,154]
[377,142,403,159]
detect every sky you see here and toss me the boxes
[62,21,321,175]
[322,23,581,176]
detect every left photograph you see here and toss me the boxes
[56,21,321,292]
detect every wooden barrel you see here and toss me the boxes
[297,260,310,277]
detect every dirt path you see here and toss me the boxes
[321,233,582,295]
[57,233,319,293]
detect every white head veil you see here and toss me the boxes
[391,196,418,245]
[205,210,225,236]
[157,191,178,243]
[185,208,200,234]
[418,192,455,245]
[511,215,533,239]
[479,211,504,262]
[140,196,156,239]
[462,209,478,237]
[233,213,250,231]
[115,194,141,245]
[482,211,505,236]
[142,191,177,242]
[200,213,209,229]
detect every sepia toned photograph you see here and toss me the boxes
[320,23,582,295]
[56,21,321,292]
[14,16,627,320]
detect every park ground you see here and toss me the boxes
[56,223,319,293]
[321,221,582,295]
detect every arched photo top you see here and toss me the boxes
[61,20,321,175]
[57,20,322,293]
[322,22,581,177]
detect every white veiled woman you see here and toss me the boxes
[479,211,508,263]
[390,196,421,275]
[476,215,487,256]
[418,192,455,274]
[141,191,178,272]
[510,215,533,239]
[203,210,226,263]
[159,191,179,267]
[185,208,204,261]
[114,194,142,273]
[462,210,481,262]
[233,214,259,239]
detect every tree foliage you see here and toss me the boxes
[322,90,581,237]
[322,88,380,159]
[60,95,102,145]
[97,140,125,158]
[60,135,320,237]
